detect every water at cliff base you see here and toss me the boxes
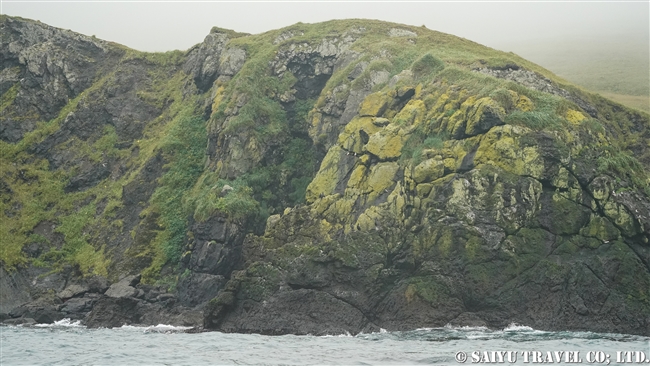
[2,320,649,365]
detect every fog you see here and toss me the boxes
[3,0,648,107]
[2,1,648,53]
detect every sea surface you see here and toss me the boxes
[1,320,649,365]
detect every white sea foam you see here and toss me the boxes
[34,318,84,328]
[503,323,535,332]
[443,324,490,331]
[320,330,353,338]
[119,323,192,333]
[414,327,435,331]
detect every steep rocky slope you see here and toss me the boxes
[1,16,648,335]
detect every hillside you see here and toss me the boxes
[1,16,649,335]
[503,35,649,112]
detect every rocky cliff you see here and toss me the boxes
[1,16,649,335]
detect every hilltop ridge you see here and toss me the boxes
[1,16,649,335]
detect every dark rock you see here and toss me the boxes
[85,296,140,328]
[61,297,93,314]
[0,16,124,142]
[144,290,161,303]
[4,318,36,326]
[57,284,89,300]
[64,163,111,193]
[84,295,202,328]
[177,272,225,308]
[448,312,488,328]
[137,302,203,327]
[216,289,379,335]
[0,267,32,313]
[104,275,141,298]
[104,284,137,298]
[8,306,28,319]
[7,293,63,324]
[32,308,64,324]
[86,276,110,294]
[2,16,650,337]
[185,217,244,276]
[30,271,67,294]
[156,293,176,303]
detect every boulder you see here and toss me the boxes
[85,297,140,328]
[57,284,88,300]
[61,297,94,314]
[104,275,141,298]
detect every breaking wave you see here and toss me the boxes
[4,321,648,365]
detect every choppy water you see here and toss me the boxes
[2,320,649,365]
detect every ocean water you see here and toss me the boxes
[1,320,649,365]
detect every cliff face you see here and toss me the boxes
[1,16,649,335]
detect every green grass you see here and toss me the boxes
[501,35,649,112]
[0,45,199,277]
[150,109,207,264]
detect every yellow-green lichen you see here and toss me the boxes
[338,117,382,154]
[474,125,544,179]
[364,124,410,160]
[412,158,445,183]
[364,162,399,202]
[359,92,390,117]
[393,99,426,126]
[565,109,587,125]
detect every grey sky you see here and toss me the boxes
[2,1,648,53]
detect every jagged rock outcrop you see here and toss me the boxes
[1,16,649,335]
[0,16,124,142]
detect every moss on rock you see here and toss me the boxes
[364,124,410,160]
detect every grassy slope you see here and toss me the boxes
[500,35,649,112]
[0,46,205,281]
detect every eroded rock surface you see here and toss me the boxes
[1,17,648,335]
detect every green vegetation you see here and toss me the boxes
[0,83,19,113]
[150,109,207,264]
[0,45,199,279]
[505,36,649,112]
[597,146,650,196]
[401,129,449,165]
[411,52,445,80]
[2,17,648,302]
[188,174,259,223]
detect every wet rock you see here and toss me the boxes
[215,289,379,335]
[4,318,36,326]
[177,272,226,308]
[0,267,32,313]
[85,297,140,328]
[8,300,63,324]
[60,297,93,314]
[448,312,488,328]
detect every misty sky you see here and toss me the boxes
[2,1,648,53]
